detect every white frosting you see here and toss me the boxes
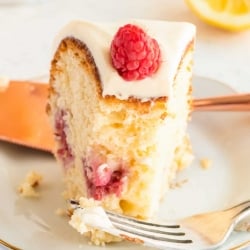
[69,206,117,235]
[54,20,195,101]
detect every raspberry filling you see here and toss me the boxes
[55,110,74,168]
[83,151,126,200]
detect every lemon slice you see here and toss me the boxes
[185,0,250,31]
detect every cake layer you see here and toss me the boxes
[49,38,194,218]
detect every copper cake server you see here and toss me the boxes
[0,80,54,152]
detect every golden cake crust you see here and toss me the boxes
[49,36,194,116]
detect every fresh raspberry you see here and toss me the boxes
[110,24,161,81]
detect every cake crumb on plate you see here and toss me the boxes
[55,208,69,217]
[170,179,188,189]
[17,171,43,198]
[200,158,212,170]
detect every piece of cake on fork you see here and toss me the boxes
[47,19,195,243]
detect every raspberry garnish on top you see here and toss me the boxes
[110,24,161,81]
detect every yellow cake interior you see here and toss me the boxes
[49,36,194,218]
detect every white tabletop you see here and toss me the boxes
[0,0,250,92]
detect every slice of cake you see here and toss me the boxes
[48,19,195,242]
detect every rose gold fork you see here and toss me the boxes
[0,80,249,153]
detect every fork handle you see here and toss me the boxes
[193,93,250,111]
[227,200,250,225]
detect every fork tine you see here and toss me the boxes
[109,216,185,236]
[106,211,180,228]
[69,200,193,245]
[70,199,180,229]
[109,217,185,236]
[69,199,250,250]
[106,212,193,244]
[110,220,193,244]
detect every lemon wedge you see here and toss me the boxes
[185,0,250,31]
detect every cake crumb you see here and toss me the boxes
[173,135,194,172]
[170,179,188,189]
[18,171,43,198]
[55,208,70,217]
[69,197,121,245]
[199,158,212,170]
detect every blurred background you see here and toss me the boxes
[0,0,249,92]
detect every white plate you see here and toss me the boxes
[0,76,250,250]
